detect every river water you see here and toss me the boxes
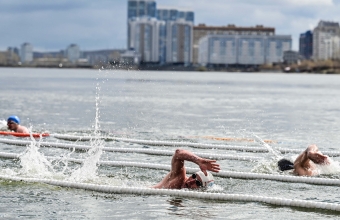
[1,67,340,219]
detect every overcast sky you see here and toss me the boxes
[1,0,340,52]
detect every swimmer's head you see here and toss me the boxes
[184,171,214,189]
[278,158,294,171]
[7,115,20,124]
[195,171,214,187]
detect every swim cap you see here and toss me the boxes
[195,171,214,187]
[278,158,294,171]
[7,115,20,124]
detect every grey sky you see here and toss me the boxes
[1,0,340,52]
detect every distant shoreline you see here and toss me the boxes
[1,63,339,74]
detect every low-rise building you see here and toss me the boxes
[198,34,291,66]
[283,50,300,65]
[193,24,275,64]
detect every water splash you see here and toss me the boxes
[252,134,282,159]
[316,157,340,175]
[0,119,7,130]
[68,81,104,182]
[19,126,54,177]
[251,159,281,174]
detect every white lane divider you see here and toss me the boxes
[0,138,261,161]
[50,134,340,156]
[2,151,340,186]
[0,174,339,212]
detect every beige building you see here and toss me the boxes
[193,24,275,64]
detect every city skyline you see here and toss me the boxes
[1,0,340,52]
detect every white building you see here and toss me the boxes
[322,35,340,60]
[20,42,33,63]
[128,17,165,63]
[266,35,292,64]
[127,0,157,49]
[165,19,193,64]
[313,21,340,60]
[198,35,291,66]
[65,44,80,63]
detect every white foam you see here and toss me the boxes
[0,119,7,131]
[316,157,340,175]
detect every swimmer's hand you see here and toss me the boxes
[308,151,330,165]
[198,158,220,175]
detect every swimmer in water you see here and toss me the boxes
[278,144,330,176]
[152,149,220,189]
[7,115,29,134]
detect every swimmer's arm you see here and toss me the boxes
[171,149,220,175]
[295,145,318,167]
[171,149,200,171]
[306,144,329,164]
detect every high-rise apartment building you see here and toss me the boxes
[128,17,165,63]
[323,36,340,60]
[193,24,275,64]
[313,21,340,60]
[157,8,194,22]
[20,42,33,63]
[166,19,193,64]
[65,44,80,63]
[198,35,291,66]
[127,0,157,49]
[299,30,313,59]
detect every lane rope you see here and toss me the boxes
[2,151,340,186]
[51,134,268,152]
[0,138,261,161]
[49,134,340,156]
[0,174,339,212]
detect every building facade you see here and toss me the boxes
[165,19,193,64]
[157,8,194,22]
[65,44,80,63]
[283,50,300,65]
[129,17,165,63]
[127,0,157,49]
[266,35,292,64]
[323,36,340,60]
[198,35,291,66]
[299,30,313,60]
[313,21,340,60]
[193,24,275,64]
[20,42,33,63]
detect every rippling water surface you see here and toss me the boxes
[1,67,340,219]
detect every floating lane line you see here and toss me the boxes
[51,134,268,152]
[49,134,340,156]
[1,151,340,186]
[0,138,260,161]
[0,174,339,212]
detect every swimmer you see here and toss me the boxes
[7,115,29,134]
[152,149,220,189]
[278,144,330,176]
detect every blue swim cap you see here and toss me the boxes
[7,115,20,124]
